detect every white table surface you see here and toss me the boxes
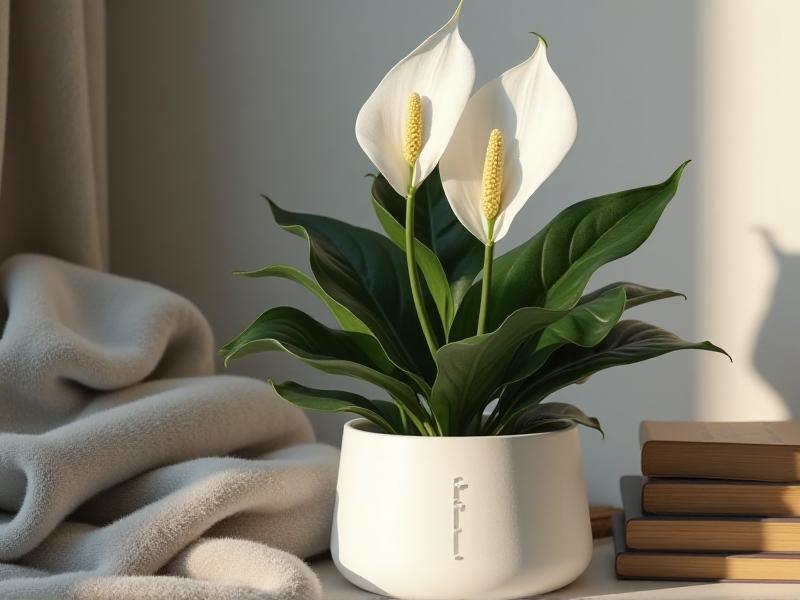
[312,538,800,599]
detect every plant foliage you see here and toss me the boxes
[222,165,729,436]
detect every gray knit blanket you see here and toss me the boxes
[0,254,338,600]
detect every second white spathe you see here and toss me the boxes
[439,36,577,243]
[355,2,475,197]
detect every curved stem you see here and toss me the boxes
[397,404,409,433]
[477,220,496,335]
[405,176,439,359]
[397,402,428,436]
[491,413,514,436]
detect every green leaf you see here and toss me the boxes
[372,170,483,311]
[500,320,730,429]
[450,162,691,341]
[580,281,685,310]
[429,306,570,435]
[509,287,627,381]
[220,306,429,425]
[234,264,371,335]
[265,198,436,382]
[492,287,626,423]
[270,380,403,434]
[507,402,603,436]
[430,287,627,436]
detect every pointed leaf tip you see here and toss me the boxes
[710,342,733,363]
[260,193,277,208]
[700,340,731,363]
[658,160,691,190]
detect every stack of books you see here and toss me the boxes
[614,421,800,582]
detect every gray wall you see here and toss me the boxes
[107,0,800,504]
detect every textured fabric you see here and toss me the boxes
[0,254,338,599]
[0,0,107,268]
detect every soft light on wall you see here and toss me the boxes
[697,0,800,421]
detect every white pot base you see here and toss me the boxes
[332,419,593,600]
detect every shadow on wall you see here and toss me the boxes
[753,229,800,416]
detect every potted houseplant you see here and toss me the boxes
[222,4,728,599]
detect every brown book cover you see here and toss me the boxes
[640,420,800,482]
[613,513,800,582]
[622,476,800,552]
[643,478,800,517]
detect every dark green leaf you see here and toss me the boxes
[430,287,627,435]
[509,287,626,380]
[266,199,436,382]
[372,170,483,310]
[500,320,730,428]
[580,281,685,310]
[450,163,691,341]
[220,306,429,424]
[234,264,371,335]
[271,379,403,434]
[429,306,570,435]
[508,402,603,436]
[494,287,626,421]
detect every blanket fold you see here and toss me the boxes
[0,254,338,600]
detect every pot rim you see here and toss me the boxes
[343,417,577,441]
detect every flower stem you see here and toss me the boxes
[477,220,495,335]
[405,176,439,359]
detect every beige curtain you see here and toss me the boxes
[0,0,107,269]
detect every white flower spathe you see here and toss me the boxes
[440,36,577,243]
[355,3,475,197]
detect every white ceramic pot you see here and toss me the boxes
[332,419,592,600]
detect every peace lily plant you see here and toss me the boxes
[222,4,727,439]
